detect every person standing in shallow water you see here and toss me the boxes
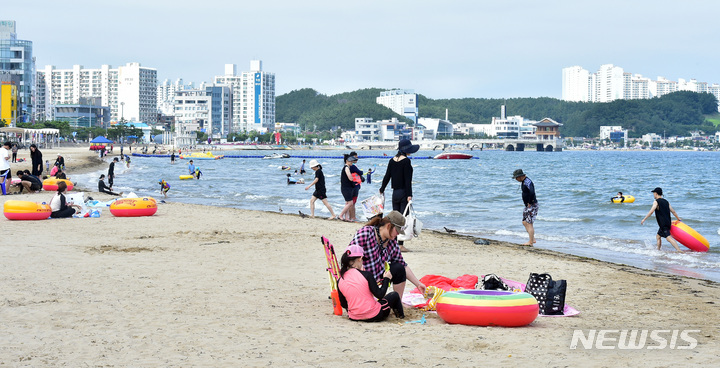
[512,169,537,246]
[641,187,682,251]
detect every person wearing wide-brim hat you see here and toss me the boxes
[304,159,336,219]
[512,169,538,246]
[379,139,420,252]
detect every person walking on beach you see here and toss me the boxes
[29,144,43,177]
[337,245,404,322]
[513,169,537,246]
[338,154,358,221]
[108,157,118,189]
[349,151,364,221]
[379,139,419,252]
[304,159,336,219]
[641,187,682,251]
[346,211,426,300]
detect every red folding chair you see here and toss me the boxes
[321,236,343,316]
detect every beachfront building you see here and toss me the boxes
[0,73,19,126]
[417,118,453,140]
[0,20,33,124]
[641,133,663,145]
[471,105,537,139]
[348,117,413,142]
[214,60,275,133]
[599,126,628,142]
[532,118,563,141]
[53,98,110,128]
[36,62,158,124]
[376,89,418,124]
[173,85,233,139]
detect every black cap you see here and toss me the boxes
[651,187,663,195]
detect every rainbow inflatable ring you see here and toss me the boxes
[436,290,539,327]
[670,220,709,252]
[3,200,52,220]
[43,178,74,191]
[109,197,158,217]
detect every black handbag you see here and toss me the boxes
[525,273,566,315]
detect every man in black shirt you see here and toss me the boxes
[108,157,118,189]
[641,187,682,251]
[16,171,43,193]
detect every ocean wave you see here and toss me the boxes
[537,216,588,223]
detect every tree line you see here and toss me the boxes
[276,89,719,138]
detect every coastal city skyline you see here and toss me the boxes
[5,1,720,100]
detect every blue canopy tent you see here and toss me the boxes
[90,136,113,144]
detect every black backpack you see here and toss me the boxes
[479,274,509,291]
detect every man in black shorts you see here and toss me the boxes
[16,170,43,193]
[513,169,538,246]
[641,187,682,251]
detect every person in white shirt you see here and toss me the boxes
[1,142,12,193]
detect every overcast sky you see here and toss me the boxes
[7,0,720,99]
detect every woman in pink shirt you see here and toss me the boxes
[337,245,404,322]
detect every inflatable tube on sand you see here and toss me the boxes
[436,290,539,327]
[109,197,158,217]
[3,200,52,220]
[43,178,74,192]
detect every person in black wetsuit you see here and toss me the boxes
[29,144,43,176]
[98,174,121,196]
[108,157,118,189]
[379,139,419,251]
[641,187,682,251]
[49,181,77,218]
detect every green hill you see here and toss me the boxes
[276,89,719,137]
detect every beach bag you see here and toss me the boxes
[525,273,566,315]
[397,202,423,241]
[360,193,384,220]
[478,274,509,291]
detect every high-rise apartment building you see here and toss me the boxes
[214,60,275,132]
[562,64,720,111]
[157,78,195,116]
[36,62,157,124]
[0,20,34,124]
[376,89,418,124]
[174,85,232,139]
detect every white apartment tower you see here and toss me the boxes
[594,64,625,102]
[214,60,275,132]
[376,89,418,124]
[36,62,157,123]
[561,66,591,102]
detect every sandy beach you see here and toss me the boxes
[1,148,719,367]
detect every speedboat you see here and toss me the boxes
[434,152,473,159]
[262,153,291,159]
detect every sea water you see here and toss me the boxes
[72,149,720,282]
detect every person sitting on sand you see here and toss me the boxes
[49,181,79,218]
[611,192,625,203]
[16,170,43,193]
[159,179,170,198]
[346,211,426,300]
[55,166,67,180]
[98,174,121,196]
[337,245,404,322]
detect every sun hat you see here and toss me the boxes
[347,156,358,162]
[385,210,406,235]
[512,169,526,179]
[651,187,663,195]
[398,139,420,154]
[346,245,364,257]
[309,159,320,168]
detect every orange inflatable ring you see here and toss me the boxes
[436,290,539,327]
[43,178,74,191]
[3,200,52,220]
[109,197,158,217]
